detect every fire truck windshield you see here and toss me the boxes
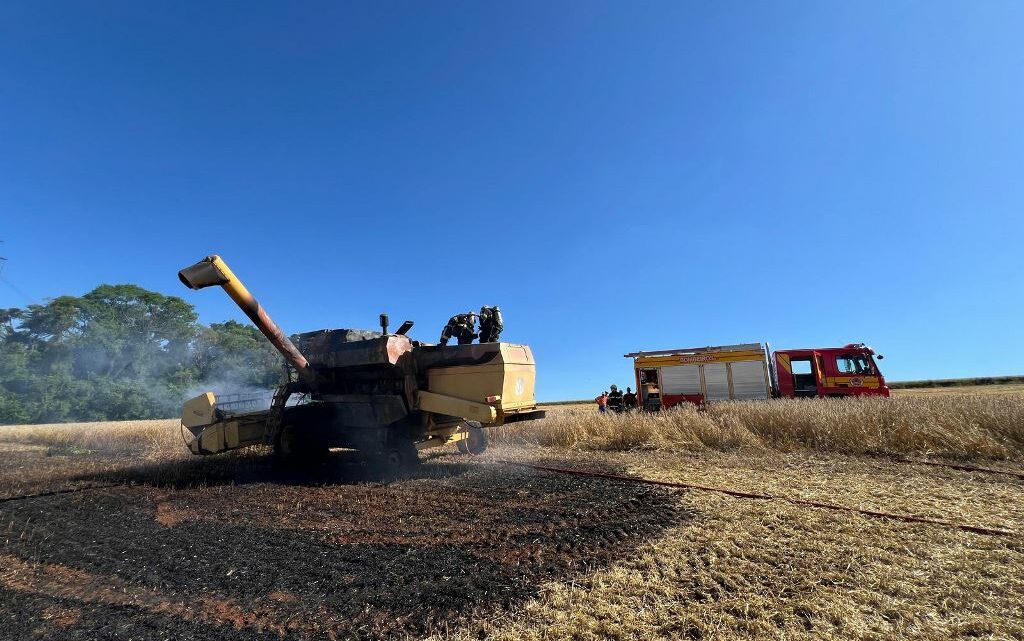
[836,354,875,375]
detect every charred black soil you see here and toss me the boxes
[0,447,688,640]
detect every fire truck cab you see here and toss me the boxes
[774,344,888,399]
[625,342,889,410]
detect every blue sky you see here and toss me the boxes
[1,1,1022,400]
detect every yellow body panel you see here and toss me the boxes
[427,343,537,413]
[182,392,217,429]
[416,390,498,424]
[824,375,881,389]
[181,392,267,455]
[186,416,267,455]
[777,353,792,374]
[634,350,765,368]
[179,255,258,316]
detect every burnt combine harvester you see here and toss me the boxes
[178,255,544,466]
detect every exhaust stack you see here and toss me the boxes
[178,255,317,387]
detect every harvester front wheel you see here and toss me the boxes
[275,423,328,466]
[457,423,489,455]
[379,437,420,469]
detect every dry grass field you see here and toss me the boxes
[530,393,1024,460]
[894,382,1024,398]
[1,393,1023,639]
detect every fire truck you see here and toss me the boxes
[624,343,889,410]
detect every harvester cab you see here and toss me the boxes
[177,255,545,466]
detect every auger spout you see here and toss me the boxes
[178,255,318,388]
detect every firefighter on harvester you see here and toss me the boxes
[438,313,478,346]
[478,305,504,343]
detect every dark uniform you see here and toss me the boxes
[623,387,637,410]
[607,385,624,413]
[439,313,478,346]
[478,305,504,343]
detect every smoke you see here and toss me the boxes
[182,380,273,400]
[181,380,276,412]
[0,300,284,423]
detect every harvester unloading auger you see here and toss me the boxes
[178,255,545,466]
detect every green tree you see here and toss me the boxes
[0,283,285,424]
[76,284,198,381]
[21,296,84,344]
[193,320,285,391]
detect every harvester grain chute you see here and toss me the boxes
[178,255,545,466]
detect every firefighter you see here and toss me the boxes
[438,316,457,346]
[623,387,637,410]
[439,313,478,346]
[478,305,504,343]
[607,384,624,413]
[477,306,492,342]
[455,313,478,345]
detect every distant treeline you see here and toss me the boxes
[0,284,284,425]
[888,376,1024,389]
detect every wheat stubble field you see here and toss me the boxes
[1,391,1023,640]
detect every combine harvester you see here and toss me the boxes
[625,342,889,410]
[178,255,544,466]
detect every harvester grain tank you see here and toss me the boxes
[178,255,545,465]
[625,342,889,409]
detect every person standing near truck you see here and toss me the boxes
[623,387,637,410]
[608,384,624,412]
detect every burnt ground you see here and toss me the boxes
[0,446,688,640]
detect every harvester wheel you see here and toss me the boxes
[274,423,328,465]
[380,437,420,469]
[459,425,489,456]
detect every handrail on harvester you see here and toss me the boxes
[178,255,319,388]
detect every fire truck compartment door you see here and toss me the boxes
[730,360,769,400]
[660,365,701,395]
[703,363,730,401]
[814,352,826,389]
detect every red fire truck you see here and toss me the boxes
[624,343,889,410]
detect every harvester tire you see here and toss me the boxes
[460,425,489,455]
[274,423,328,466]
[380,438,420,469]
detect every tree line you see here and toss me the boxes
[0,284,285,425]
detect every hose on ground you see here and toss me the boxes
[497,460,1019,538]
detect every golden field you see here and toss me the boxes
[7,391,1024,462]
[1,390,1022,639]
[529,393,1024,459]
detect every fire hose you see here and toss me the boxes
[882,455,1024,480]
[497,460,1020,538]
[0,483,122,504]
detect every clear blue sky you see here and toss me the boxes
[1,2,1022,400]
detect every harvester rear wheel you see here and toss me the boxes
[458,424,489,456]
